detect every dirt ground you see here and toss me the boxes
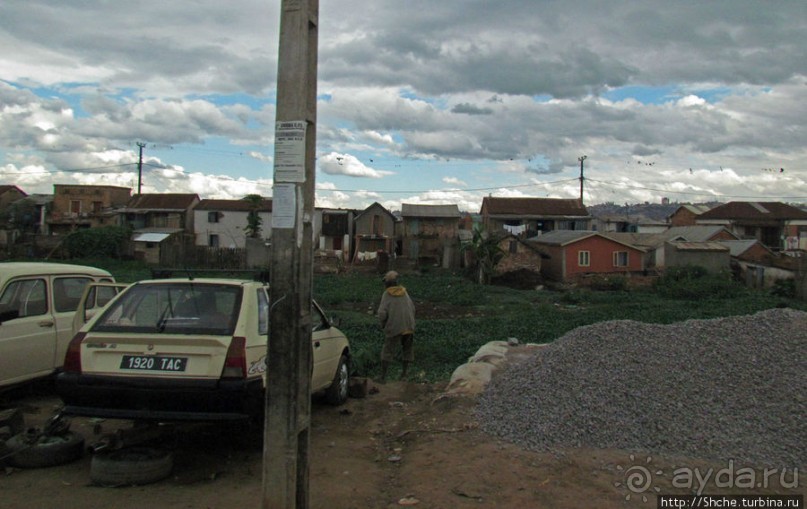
[1,378,803,509]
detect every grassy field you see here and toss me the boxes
[61,258,807,382]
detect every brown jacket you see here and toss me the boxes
[377,286,416,338]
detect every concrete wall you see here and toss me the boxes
[193,209,272,248]
[664,244,730,272]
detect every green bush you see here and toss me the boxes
[63,226,131,259]
[655,266,743,299]
[589,274,628,291]
[559,289,587,304]
[770,279,796,298]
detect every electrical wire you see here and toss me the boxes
[586,178,807,200]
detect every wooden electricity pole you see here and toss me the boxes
[263,1,318,508]
[578,155,587,205]
[136,142,146,195]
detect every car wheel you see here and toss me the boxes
[90,447,173,486]
[4,431,85,468]
[325,355,350,406]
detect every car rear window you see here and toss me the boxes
[92,283,242,335]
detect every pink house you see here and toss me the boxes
[530,230,645,282]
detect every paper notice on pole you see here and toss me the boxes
[273,120,306,183]
[272,183,296,229]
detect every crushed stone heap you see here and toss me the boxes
[476,308,806,468]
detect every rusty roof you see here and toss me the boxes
[195,198,272,212]
[530,230,647,251]
[481,197,589,217]
[669,241,729,252]
[698,201,807,221]
[0,185,27,197]
[126,193,200,210]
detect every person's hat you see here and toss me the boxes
[382,270,399,283]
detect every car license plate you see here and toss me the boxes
[120,355,187,372]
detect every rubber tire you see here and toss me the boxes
[4,431,85,468]
[325,355,350,406]
[90,447,174,486]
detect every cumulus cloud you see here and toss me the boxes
[442,176,467,187]
[318,152,394,178]
[1,1,805,209]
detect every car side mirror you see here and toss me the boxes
[330,316,341,328]
[0,309,20,324]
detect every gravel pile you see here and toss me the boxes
[476,308,806,467]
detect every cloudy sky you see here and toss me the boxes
[1,0,805,212]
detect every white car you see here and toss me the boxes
[56,278,351,421]
[0,262,115,389]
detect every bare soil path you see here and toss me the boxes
[1,380,802,508]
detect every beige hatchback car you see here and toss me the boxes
[0,262,115,389]
[56,278,351,421]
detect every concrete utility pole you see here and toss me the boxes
[578,155,587,204]
[136,142,146,195]
[263,0,318,508]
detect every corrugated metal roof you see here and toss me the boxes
[528,230,597,246]
[195,198,272,212]
[126,193,200,210]
[482,197,589,217]
[401,203,460,218]
[698,201,807,221]
[717,240,766,257]
[661,225,733,243]
[0,185,27,197]
[132,232,172,243]
[670,242,729,252]
[681,204,711,215]
[531,230,648,251]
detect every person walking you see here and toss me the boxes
[376,270,416,383]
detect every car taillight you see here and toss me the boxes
[63,332,86,373]
[222,336,247,379]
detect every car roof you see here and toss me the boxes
[0,262,112,282]
[132,278,265,287]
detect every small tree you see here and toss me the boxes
[462,225,504,284]
[242,194,264,239]
[63,225,131,259]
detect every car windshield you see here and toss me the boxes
[91,282,241,335]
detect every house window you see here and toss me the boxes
[209,234,220,248]
[509,240,518,254]
[92,201,103,213]
[613,251,629,267]
[578,250,590,267]
[208,211,219,223]
[70,200,81,215]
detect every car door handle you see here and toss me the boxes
[38,320,55,328]
[314,341,321,348]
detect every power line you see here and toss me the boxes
[586,178,807,200]
[2,163,804,201]
[0,163,137,176]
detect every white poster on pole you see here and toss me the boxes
[273,120,306,183]
[272,183,296,229]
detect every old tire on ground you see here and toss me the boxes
[4,431,85,468]
[90,447,173,486]
[325,355,350,406]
